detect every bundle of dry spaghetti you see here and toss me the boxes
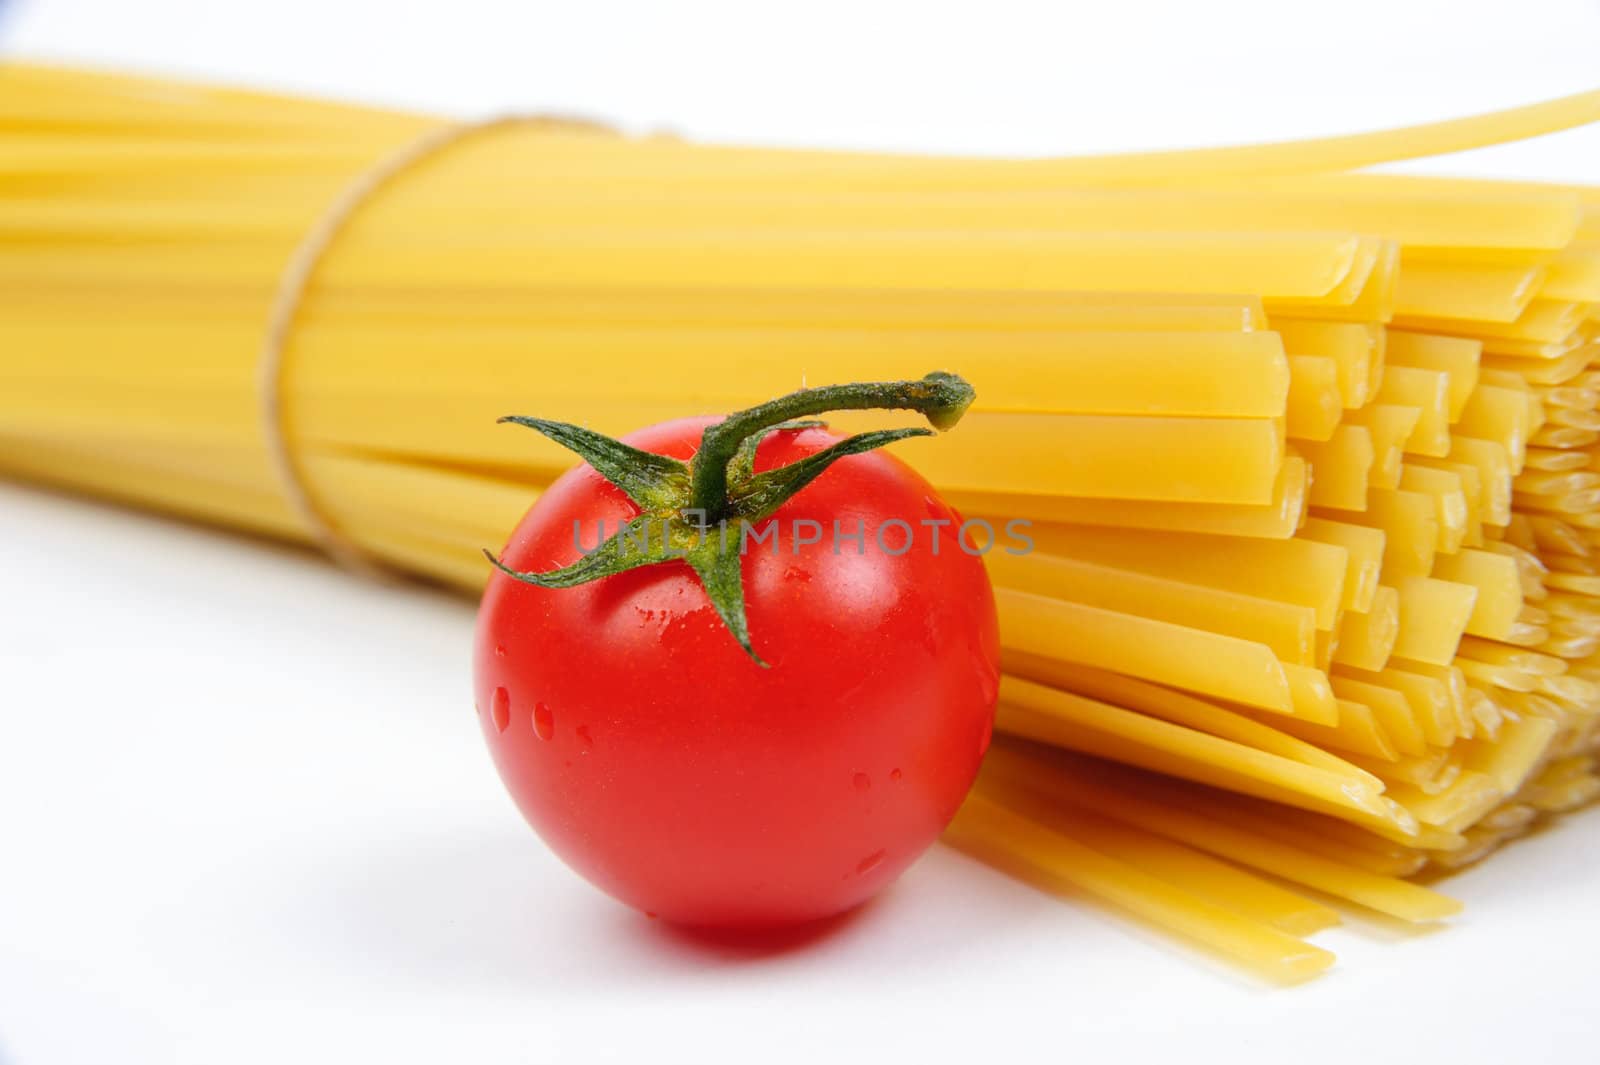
[3,62,1599,982]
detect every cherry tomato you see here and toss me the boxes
[474,412,999,928]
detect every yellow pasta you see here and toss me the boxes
[1428,458,1489,546]
[1299,425,1376,509]
[1331,585,1401,671]
[1023,525,1347,628]
[1386,331,1483,421]
[1394,259,1547,323]
[985,550,1316,663]
[994,589,1299,715]
[1331,676,1428,757]
[1333,488,1439,576]
[295,322,1297,419]
[999,657,1378,784]
[1543,244,1600,301]
[1400,465,1470,552]
[983,744,1459,916]
[1399,300,1589,345]
[995,678,1385,817]
[1334,664,1458,747]
[945,790,1335,983]
[1270,239,1400,325]
[1451,437,1517,525]
[1298,517,1385,612]
[1286,355,1345,440]
[1250,699,1401,762]
[4,62,1598,981]
[1393,576,1479,666]
[1376,366,1454,457]
[954,453,1308,537]
[1430,548,1526,639]
[1201,798,1434,875]
[1006,803,1342,935]
[1391,771,1505,833]
[1272,319,1377,407]
[1350,404,1423,488]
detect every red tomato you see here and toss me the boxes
[474,417,999,928]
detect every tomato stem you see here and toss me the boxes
[489,370,975,662]
[685,372,975,524]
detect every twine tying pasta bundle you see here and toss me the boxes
[4,62,1599,982]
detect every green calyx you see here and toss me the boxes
[484,371,976,666]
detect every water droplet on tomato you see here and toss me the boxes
[890,768,903,783]
[533,702,555,741]
[782,565,811,583]
[857,849,886,875]
[852,772,871,793]
[494,644,507,658]
[490,688,511,733]
[576,725,593,751]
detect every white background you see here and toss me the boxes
[1,2,1598,1063]
[4,0,1600,176]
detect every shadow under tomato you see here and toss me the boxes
[280,824,974,995]
[636,901,876,961]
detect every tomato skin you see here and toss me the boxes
[474,417,999,928]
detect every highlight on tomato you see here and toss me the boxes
[474,372,1000,928]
